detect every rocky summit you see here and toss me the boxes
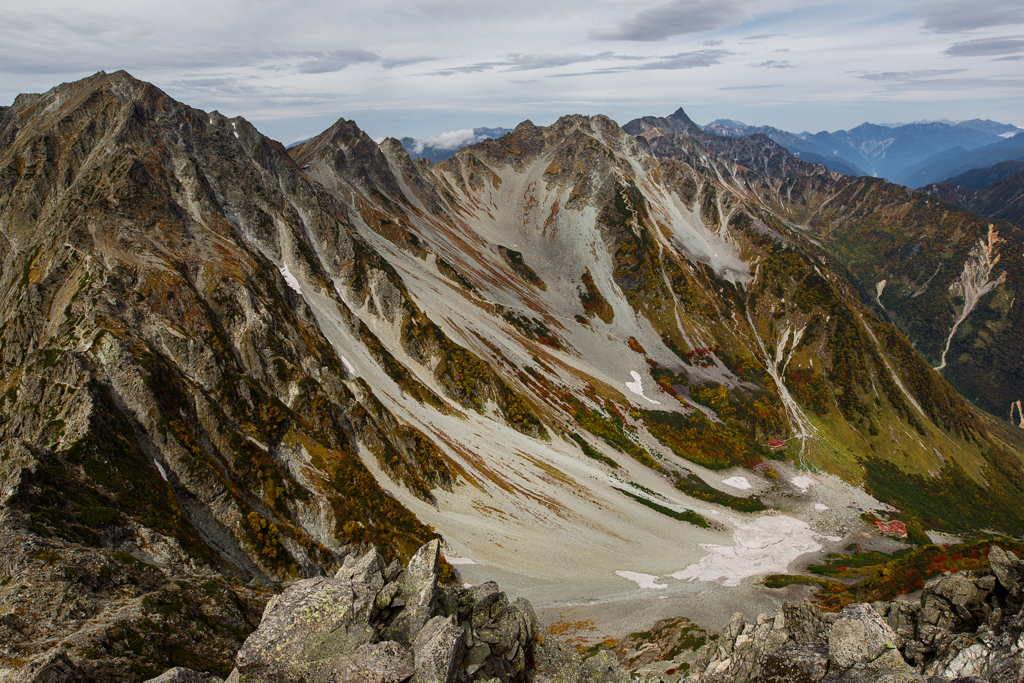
[2,71,1024,681]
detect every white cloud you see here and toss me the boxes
[412,128,482,152]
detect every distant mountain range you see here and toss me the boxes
[406,117,1024,191]
[899,133,1024,189]
[702,118,1023,187]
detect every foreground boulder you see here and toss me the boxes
[149,540,628,683]
[677,545,1024,683]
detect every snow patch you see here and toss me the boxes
[670,515,833,587]
[279,263,302,293]
[625,371,660,405]
[791,475,818,492]
[814,503,830,511]
[616,571,667,590]
[154,460,168,482]
[875,280,886,308]
[445,556,478,566]
[722,477,751,490]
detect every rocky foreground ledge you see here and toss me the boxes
[141,544,1024,683]
[671,545,1024,683]
[145,540,628,683]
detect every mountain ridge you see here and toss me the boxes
[2,73,1024,680]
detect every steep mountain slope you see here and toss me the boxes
[626,110,840,180]
[629,112,1024,434]
[291,108,1024,534]
[0,71,453,678]
[923,166,1024,231]
[3,73,1024,680]
[942,159,1024,190]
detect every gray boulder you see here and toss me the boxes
[989,546,1022,601]
[234,573,375,681]
[414,615,464,683]
[144,668,225,683]
[384,539,442,644]
[827,603,906,671]
[758,643,829,683]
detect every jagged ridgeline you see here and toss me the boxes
[3,71,1024,678]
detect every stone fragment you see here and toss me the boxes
[989,546,1022,599]
[583,650,631,683]
[758,643,829,683]
[144,668,224,683]
[414,615,465,683]
[465,643,491,675]
[234,576,368,681]
[385,540,442,643]
[375,581,402,611]
[828,603,903,670]
[355,641,415,683]
[9,651,82,683]
[337,547,386,584]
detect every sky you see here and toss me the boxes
[2,0,1023,144]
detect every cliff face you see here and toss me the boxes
[2,73,1024,680]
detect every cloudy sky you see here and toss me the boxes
[3,0,1022,143]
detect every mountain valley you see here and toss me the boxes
[1,71,1024,682]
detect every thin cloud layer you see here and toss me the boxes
[943,37,1024,57]
[752,60,794,69]
[917,0,1024,33]
[590,0,753,41]
[636,50,732,69]
[857,69,968,81]
[297,50,382,74]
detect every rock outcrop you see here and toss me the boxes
[674,546,1024,683]
[148,540,629,683]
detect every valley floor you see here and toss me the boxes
[426,464,900,643]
